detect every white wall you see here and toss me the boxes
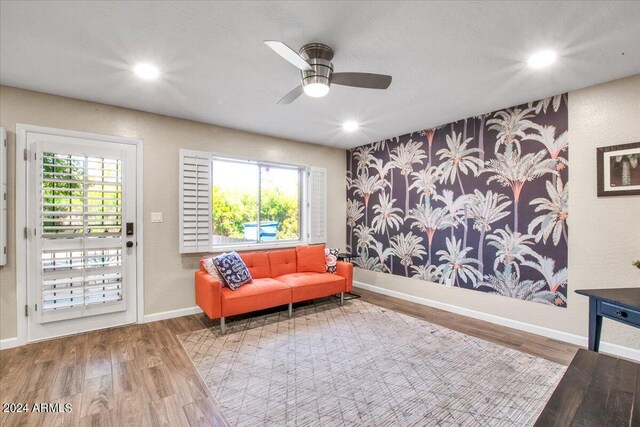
[0,85,347,341]
[355,74,640,351]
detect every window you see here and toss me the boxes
[210,158,301,246]
[179,150,325,254]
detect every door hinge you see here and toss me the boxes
[25,305,28,317]
[23,149,36,161]
[23,227,29,239]
[35,304,38,312]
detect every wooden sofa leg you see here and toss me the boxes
[220,317,226,335]
[288,303,293,318]
[340,292,344,306]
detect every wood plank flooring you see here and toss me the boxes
[356,288,580,365]
[535,349,640,426]
[0,291,581,426]
[0,317,229,427]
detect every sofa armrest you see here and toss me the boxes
[336,261,353,292]
[195,271,222,319]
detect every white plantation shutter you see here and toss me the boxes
[38,148,128,321]
[179,150,212,253]
[308,166,327,244]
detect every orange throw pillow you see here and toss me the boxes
[296,244,326,273]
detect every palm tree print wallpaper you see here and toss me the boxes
[346,94,568,307]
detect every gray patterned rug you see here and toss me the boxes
[179,299,565,426]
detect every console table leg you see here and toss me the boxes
[588,297,602,352]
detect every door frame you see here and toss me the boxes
[15,124,144,345]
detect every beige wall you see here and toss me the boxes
[356,74,640,350]
[2,76,638,349]
[0,86,347,340]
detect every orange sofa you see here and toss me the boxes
[195,247,353,333]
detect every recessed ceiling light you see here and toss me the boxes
[527,50,557,68]
[342,121,359,132]
[133,63,159,80]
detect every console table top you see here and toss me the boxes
[575,287,640,310]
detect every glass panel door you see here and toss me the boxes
[27,132,137,341]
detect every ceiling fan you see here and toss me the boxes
[264,41,392,104]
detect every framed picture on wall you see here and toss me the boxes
[597,142,640,197]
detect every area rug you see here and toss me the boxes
[179,300,565,426]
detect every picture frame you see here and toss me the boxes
[597,142,640,197]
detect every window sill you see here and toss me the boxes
[210,240,307,254]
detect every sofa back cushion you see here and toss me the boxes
[268,249,297,277]
[238,252,271,279]
[296,244,326,273]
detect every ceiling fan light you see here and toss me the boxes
[303,82,330,97]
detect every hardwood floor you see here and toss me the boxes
[0,291,581,426]
[0,317,229,427]
[357,288,580,365]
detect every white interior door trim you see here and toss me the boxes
[15,124,143,345]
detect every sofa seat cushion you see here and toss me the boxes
[220,278,291,317]
[276,272,346,303]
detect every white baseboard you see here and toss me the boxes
[0,337,19,350]
[354,281,640,362]
[143,306,203,323]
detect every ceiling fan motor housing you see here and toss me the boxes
[299,43,334,89]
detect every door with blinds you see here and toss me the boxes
[26,132,138,341]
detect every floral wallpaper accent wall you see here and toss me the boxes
[346,94,569,307]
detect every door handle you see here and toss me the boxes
[126,241,134,248]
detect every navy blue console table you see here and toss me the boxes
[575,288,640,352]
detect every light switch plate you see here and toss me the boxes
[151,212,163,223]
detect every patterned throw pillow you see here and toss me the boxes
[212,252,252,291]
[325,248,339,274]
[201,256,225,286]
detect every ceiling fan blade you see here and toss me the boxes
[277,85,304,104]
[332,72,392,89]
[264,40,313,72]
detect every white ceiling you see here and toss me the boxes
[1,1,639,149]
